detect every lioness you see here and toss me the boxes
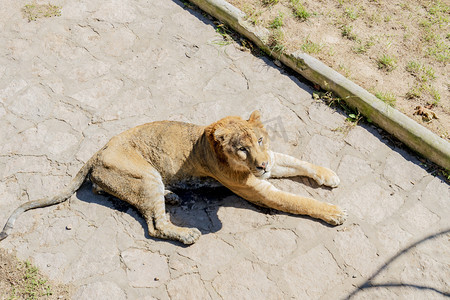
[0,111,346,244]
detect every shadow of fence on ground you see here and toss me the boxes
[345,228,450,299]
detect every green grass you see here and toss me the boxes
[377,54,397,71]
[8,260,53,299]
[353,38,375,54]
[424,66,436,80]
[341,25,357,40]
[406,83,436,103]
[270,13,284,29]
[262,0,279,5]
[301,39,323,54]
[269,28,286,54]
[424,31,439,42]
[345,112,361,124]
[423,84,441,105]
[405,60,440,105]
[430,88,441,104]
[213,24,233,46]
[406,61,422,74]
[419,19,432,28]
[339,63,352,78]
[406,61,436,81]
[418,1,449,63]
[427,0,449,25]
[375,91,397,107]
[428,0,449,14]
[22,3,61,21]
[439,168,450,181]
[241,4,262,25]
[406,86,422,99]
[399,3,411,11]
[344,7,358,20]
[406,84,441,106]
[368,12,382,25]
[427,41,450,63]
[314,91,365,134]
[353,44,366,53]
[291,0,311,20]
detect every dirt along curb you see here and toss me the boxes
[188,0,450,170]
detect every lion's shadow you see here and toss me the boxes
[74,182,232,244]
[74,175,334,246]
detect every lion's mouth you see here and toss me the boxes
[254,169,270,179]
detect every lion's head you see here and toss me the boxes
[206,111,272,179]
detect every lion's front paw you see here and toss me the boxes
[314,167,340,188]
[323,204,347,226]
[180,228,201,245]
[164,191,181,205]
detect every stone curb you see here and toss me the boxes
[188,0,450,170]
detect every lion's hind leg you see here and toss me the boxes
[149,185,200,244]
[90,152,200,245]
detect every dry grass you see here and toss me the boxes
[227,0,449,139]
[22,3,61,22]
[0,249,72,299]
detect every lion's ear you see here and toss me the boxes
[213,127,231,143]
[248,110,262,123]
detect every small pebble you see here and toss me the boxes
[154,277,159,281]
[66,225,72,230]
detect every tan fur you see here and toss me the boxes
[0,111,346,244]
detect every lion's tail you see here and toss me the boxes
[0,156,96,242]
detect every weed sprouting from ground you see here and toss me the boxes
[290,0,311,21]
[313,91,364,134]
[213,24,234,46]
[270,13,284,29]
[427,41,450,63]
[268,28,286,54]
[406,61,436,81]
[22,3,61,22]
[375,91,397,107]
[262,0,279,5]
[344,7,359,20]
[353,38,375,54]
[341,25,357,40]
[405,61,441,106]
[7,260,53,299]
[1,249,72,299]
[301,39,323,54]
[377,54,397,71]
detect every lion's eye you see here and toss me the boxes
[258,137,263,145]
[239,147,247,152]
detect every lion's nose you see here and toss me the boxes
[256,161,268,171]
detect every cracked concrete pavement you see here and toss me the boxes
[0,0,449,299]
